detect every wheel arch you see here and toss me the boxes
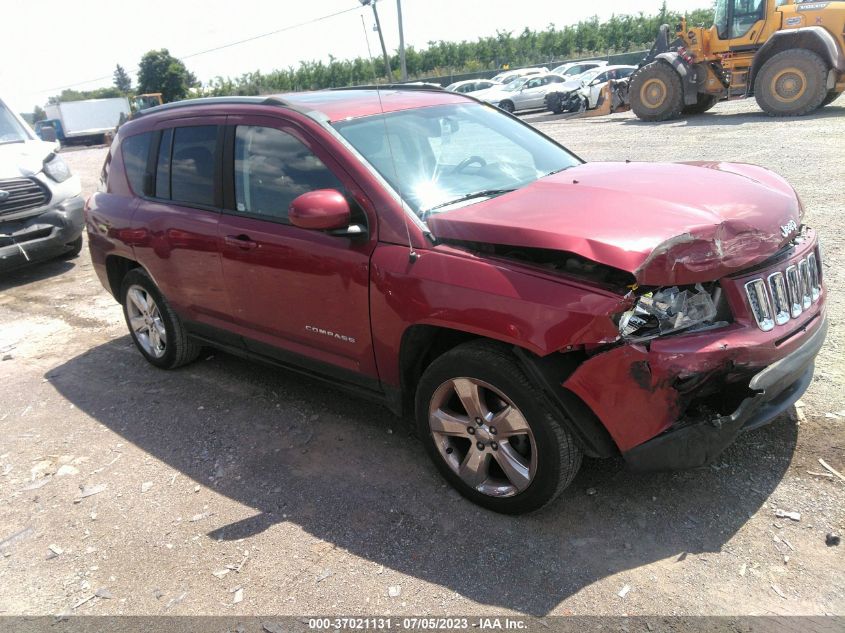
[749,27,845,94]
[398,324,619,459]
[105,254,142,300]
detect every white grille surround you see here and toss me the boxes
[745,252,822,332]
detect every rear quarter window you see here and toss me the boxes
[121,132,152,195]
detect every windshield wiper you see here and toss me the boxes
[422,188,516,215]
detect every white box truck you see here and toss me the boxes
[41,97,130,145]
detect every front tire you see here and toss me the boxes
[754,49,828,117]
[630,61,684,121]
[120,269,201,370]
[59,235,83,260]
[499,100,515,113]
[415,341,582,514]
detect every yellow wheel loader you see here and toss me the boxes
[631,0,845,121]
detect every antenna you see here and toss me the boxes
[360,15,419,264]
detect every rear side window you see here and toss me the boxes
[233,126,343,223]
[121,132,152,195]
[170,126,217,207]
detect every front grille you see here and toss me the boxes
[0,177,50,217]
[745,252,822,331]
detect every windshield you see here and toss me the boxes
[0,101,30,144]
[577,68,603,83]
[503,78,528,92]
[333,103,580,218]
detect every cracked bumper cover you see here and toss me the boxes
[623,315,827,471]
[0,196,84,272]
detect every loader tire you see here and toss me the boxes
[682,93,720,115]
[630,61,684,122]
[820,91,842,107]
[754,49,828,117]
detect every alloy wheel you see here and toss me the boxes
[428,377,537,497]
[125,285,167,358]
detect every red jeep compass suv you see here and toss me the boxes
[86,88,827,513]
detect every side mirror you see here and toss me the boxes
[289,189,351,231]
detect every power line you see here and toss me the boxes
[34,4,363,95]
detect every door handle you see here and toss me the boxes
[224,234,258,250]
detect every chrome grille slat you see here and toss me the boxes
[798,259,812,309]
[785,265,802,318]
[745,252,822,331]
[0,177,50,217]
[807,253,820,302]
[767,272,790,326]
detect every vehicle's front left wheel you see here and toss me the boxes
[120,268,201,369]
[415,341,582,514]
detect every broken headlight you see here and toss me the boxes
[618,284,719,341]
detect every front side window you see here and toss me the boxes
[234,126,343,223]
[121,132,152,195]
[170,126,217,207]
[334,103,580,219]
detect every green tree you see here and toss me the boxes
[113,64,132,93]
[32,105,47,122]
[137,49,195,103]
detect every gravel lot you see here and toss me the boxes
[1,98,843,618]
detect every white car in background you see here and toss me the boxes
[545,65,637,113]
[550,60,608,78]
[0,97,84,272]
[477,73,567,113]
[490,67,548,85]
[445,79,502,94]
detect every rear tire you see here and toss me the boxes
[820,91,842,107]
[630,61,684,121]
[120,269,201,370]
[59,235,83,260]
[415,340,582,514]
[499,100,515,113]
[682,93,720,115]
[754,49,828,117]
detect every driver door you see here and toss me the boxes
[217,115,380,383]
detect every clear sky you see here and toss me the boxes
[1,0,710,113]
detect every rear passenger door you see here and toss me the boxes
[131,117,232,330]
[217,116,379,384]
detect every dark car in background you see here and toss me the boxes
[86,88,826,514]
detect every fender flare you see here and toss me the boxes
[749,26,845,93]
[653,53,700,105]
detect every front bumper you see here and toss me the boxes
[623,315,827,471]
[0,195,84,272]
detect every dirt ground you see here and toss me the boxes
[1,98,843,618]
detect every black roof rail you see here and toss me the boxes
[133,96,288,118]
[330,83,444,92]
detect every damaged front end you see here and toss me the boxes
[561,231,826,471]
[616,283,728,342]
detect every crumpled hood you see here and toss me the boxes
[0,139,56,179]
[427,161,802,286]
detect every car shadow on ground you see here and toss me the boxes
[0,258,77,292]
[48,337,797,615]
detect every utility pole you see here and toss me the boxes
[397,0,407,81]
[360,0,393,82]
